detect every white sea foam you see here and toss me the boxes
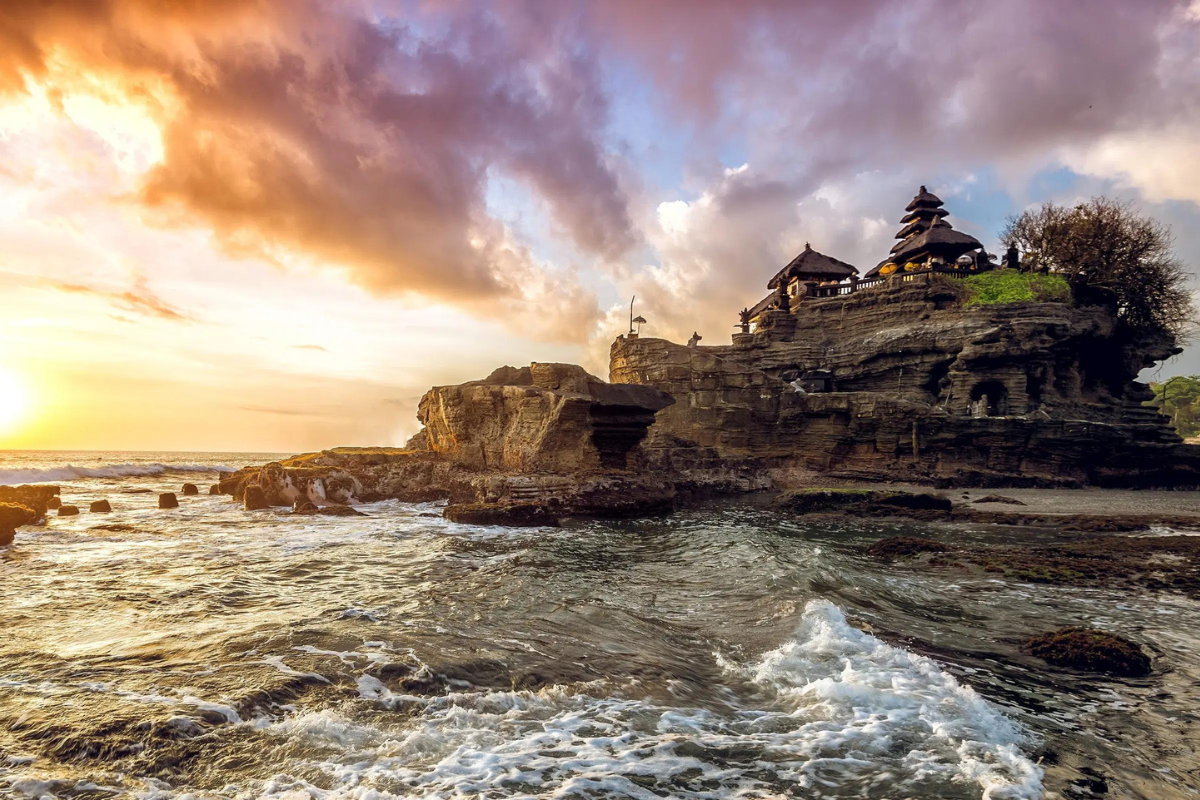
[0,463,233,484]
[254,601,1043,799]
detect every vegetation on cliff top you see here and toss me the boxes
[961,270,1070,306]
[1002,197,1194,339]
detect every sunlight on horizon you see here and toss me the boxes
[0,366,31,438]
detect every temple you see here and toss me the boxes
[746,186,991,327]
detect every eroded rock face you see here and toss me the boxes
[416,363,673,473]
[610,281,1198,487]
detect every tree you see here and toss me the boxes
[1148,375,1200,439]
[1001,198,1194,340]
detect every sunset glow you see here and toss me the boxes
[0,367,29,436]
[0,1,1198,451]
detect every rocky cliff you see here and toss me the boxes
[609,276,1198,487]
[223,276,1200,521]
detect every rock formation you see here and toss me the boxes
[182,483,199,496]
[0,502,39,546]
[158,493,179,509]
[58,505,79,517]
[224,273,1199,521]
[89,500,112,513]
[609,278,1198,487]
[0,485,60,517]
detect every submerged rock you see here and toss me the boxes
[182,483,199,496]
[773,488,952,516]
[316,505,366,517]
[243,485,269,511]
[973,494,1026,505]
[1024,627,1152,677]
[58,505,80,517]
[865,536,949,559]
[89,500,112,513]
[0,502,39,546]
[444,503,560,527]
[158,493,179,509]
[293,498,318,515]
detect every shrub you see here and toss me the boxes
[961,270,1071,307]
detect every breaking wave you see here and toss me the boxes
[257,601,1043,799]
[0,462,233,485]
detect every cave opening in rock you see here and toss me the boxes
[970,380,1009,417]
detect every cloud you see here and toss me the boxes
[0,0,636,341]
[35,275,194,322]
[291,344,328,352]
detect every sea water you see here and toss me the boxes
[1,452,1197,799]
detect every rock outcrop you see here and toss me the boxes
[610,279,1199,487]
[0,502,39,546]
[89,500,112,513]
[182,483,199,496]
[158,493,179,509]
[224,277,1200,523]
[0,485,60,517]
[58,505,79,517]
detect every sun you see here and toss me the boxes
[0,367,30,435]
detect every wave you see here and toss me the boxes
[0,462,234,485]
[254,601,1043,800]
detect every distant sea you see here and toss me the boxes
[0,450,1196,798]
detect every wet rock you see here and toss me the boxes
[444,502,560,527]
[865,536,949,559]
[1023,627,1151,677]
[243,485,269,511]
[316,505,366,517]
[293,498,318,515]
[772,488,952,516]
[973,494,1026,505]
[89,499,112,513]
[0,484,60,516]
[58,505,80,517]
[0,502,38,546]
[182,483,199,496]
[771,488,876,514]
[209,485,221,495]
[158,493,179,509]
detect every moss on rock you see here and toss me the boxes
[1024,627,1151,677]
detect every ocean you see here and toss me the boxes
[1,451,1196,799]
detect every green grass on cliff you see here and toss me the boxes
[961,270,1071,306]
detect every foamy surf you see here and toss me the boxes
[0,462,233,484]
[253,601,1042,799]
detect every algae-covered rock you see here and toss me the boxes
[444,503,560,528]
[770,488,877,514]
[1024,627,1151,677]
[865,536,949,559]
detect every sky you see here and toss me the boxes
[1,0,1199,452]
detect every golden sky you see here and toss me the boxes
[2,1,1199,452]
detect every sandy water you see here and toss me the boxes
[1,452,1197,799]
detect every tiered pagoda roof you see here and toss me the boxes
[865,186,983,278]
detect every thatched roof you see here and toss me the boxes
[904,185,944,212]
[890,223,983,263]
[766,243,858,289]
[748,291,779,319]
[863,258,894,279]
[901,206,948,224]
[894,219,933,240]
